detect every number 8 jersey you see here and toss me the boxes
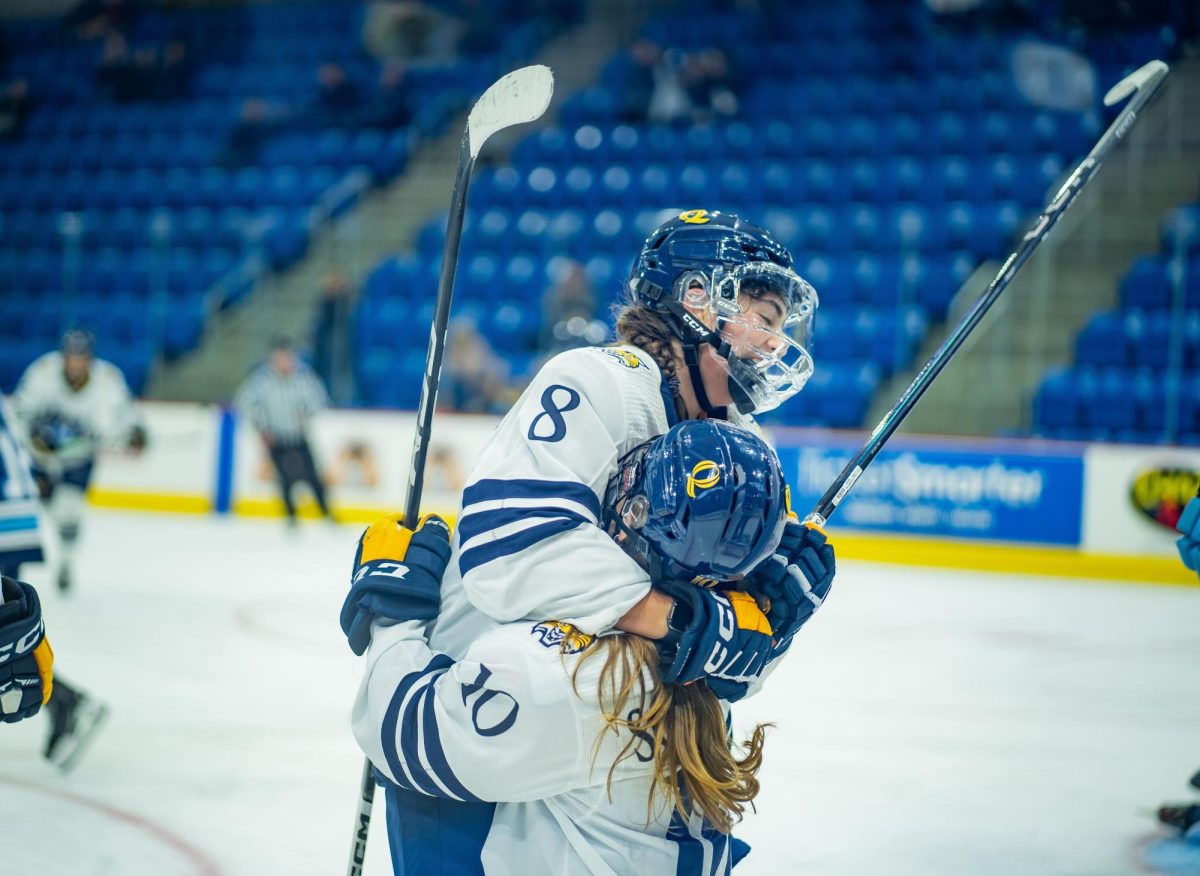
[429,344,689,656]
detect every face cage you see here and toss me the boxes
[674,262,818,413]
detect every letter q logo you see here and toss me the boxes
[686,460,721,498]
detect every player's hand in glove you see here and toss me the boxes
[746,522,835,658]
[656,581,774,703]
[1176,495,1200,575]
[340,514,451,656]
[0,577,54,723]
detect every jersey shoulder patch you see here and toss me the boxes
[530,621,595,655]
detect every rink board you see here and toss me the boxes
[82,402,1200,584]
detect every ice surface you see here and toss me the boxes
[2,510,1196,875]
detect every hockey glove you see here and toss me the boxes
[657,581,774,703]
[1177,495,1200,575]
[0,577,54,723]
[746,522,835,658]
[341,514,451,656]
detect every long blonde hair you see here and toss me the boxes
[570,633,767,835]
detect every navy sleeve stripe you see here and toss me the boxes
[458,517,587,577]
[462,478,601,520]
[381,655,457,799]
[417,682,482,803]
[457,504,595,547]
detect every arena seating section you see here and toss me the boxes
[1033,202,1200,444]
[355,0,1168,428]
[0,0,567,394]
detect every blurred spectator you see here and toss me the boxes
[441,319,512,414]
[94,31,190,102]
[539,260,603,355]
[234,336,333,527]
[646,47,693,124]
[312,270,356,406]
[220,97,293,166]
[682,48,739,120]
[362,1,464,63]
[618,41,739,125]
[362,60,414,130]
[619,40,662,123]
[0,78,32,141]
[311,62,365,127]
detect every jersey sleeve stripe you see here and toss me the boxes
[458,503,596,548]
[418,682,483,803]
[462,478,601,521]
[381,655,456,798]
[458,516,587,577]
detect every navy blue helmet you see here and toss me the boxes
[603,419,787,582]
[628,209,818,416]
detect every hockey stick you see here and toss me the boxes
[344,64,554,876]
[804,59,1169,528]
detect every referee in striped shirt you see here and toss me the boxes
[235,336,333,525]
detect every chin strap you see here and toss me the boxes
[634,279,731,419]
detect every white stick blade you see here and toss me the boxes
[1103,59,1169,106]
[467,65,555,159]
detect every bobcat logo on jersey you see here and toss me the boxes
[531,621,594,654]
[600,349,644,370]
[686,460,721,498]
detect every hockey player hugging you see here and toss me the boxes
[342,210,838,875]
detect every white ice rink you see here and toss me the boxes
[1,508,1196,876]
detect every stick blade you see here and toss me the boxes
[1103,59,1169,106]
[467,65,555,159]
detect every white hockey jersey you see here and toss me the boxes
[0,396,43,566]
[430,344,679,657]
[11,352,138,469]
[353,616,739,876]
[361,344,770,874]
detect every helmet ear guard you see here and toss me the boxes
[602,420,789,584]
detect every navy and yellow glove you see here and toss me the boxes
[0,577,54,723]
[340,514,451,656]
[747,522,835,658]
[657,580,775,703]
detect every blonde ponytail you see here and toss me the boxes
[571,635,767,834]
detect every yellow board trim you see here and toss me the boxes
[833,532,1196,587]
[84,491,1198,587]
[87,489,211,515]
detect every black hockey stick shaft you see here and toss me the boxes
[344,65,554,876]
[404,129,473,526]
[805,60,1169,528]
[344,131,474,876]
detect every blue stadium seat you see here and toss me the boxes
[1162,204,1200,255]
[1119,255,1171,310]
[1034,369,1083,430]
[1074,311,1127,367]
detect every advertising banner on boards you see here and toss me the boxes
[772,434,1086,546]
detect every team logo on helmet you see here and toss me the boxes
[678,209,711,225]
[600,349,644,369]
[686,460,721,498]
[531,621,594,654]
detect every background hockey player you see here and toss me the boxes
[344,420,835,874]
[0,393,107,771]
[10,329,146,594]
